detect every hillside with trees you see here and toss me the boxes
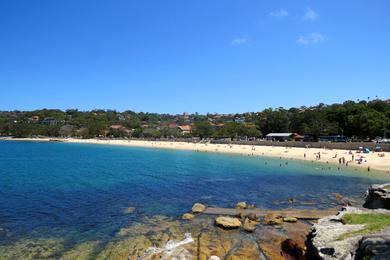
[0,99,389,141]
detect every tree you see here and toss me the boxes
[193,122,214,139]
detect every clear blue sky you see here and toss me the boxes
[0,0,389,114]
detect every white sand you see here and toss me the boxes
[3,137,390,173]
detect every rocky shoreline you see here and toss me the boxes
[306,183,390,259]
[1,185,388,260]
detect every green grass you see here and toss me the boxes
[338,213,390,240]
[382,185,390,190]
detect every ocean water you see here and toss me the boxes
[0,141,389,257]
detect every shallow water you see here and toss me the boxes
[0,141,389,258]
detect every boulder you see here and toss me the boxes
[263,213,283,225]
[192,203,207,213]
[215,216,242,229]
[235,201,247,209]
[208,256,221,260]
[355,228,390,260]
[243,218,258,232]
[182,213,195,220]
[305,206,390,259]
[363,183,390,209]
[283,217,298,223]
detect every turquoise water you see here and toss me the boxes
[0,141,389,254]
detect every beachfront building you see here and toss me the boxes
[266,133,303,141]
[178,125,192,135]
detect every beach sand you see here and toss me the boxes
[3,137,390,173]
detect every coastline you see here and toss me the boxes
[2,137,390,173]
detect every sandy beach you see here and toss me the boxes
[2,137,390,173]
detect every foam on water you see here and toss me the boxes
[138,233,194,259]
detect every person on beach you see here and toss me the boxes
[280,239,305,260]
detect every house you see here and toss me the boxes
[178,125,192,134]
[266,133,303,141]
[42,117,58,125]
[234,117,245,123]
[27,116,40,123]
[110,124,125,130]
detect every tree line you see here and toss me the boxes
[0,99,389,141]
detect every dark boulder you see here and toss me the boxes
[363,183,390,209]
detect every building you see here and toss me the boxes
[265,133,303,141]
[178,125,192,134]
[183,112,190,120]
[27,116,40,123]
[42,117,58,125]
[319,135,347,142]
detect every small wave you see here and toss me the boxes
[204,178,236,182]
[137,233,194,259]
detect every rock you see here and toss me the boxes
[215,216,242,229]
[182,213,195,220]
[192,203,207,213]
[123,206,135,214]
[208,256,221,260]
[235,201,247,209]
[283,217,298,223]
[355,228,390,260]
[62,241,100,260]
[160,246,192,259]
[0,228,7,237]
[242,218,258,232]
[332,192,344,201]
[246,212,259,221]
[363,183,390,209]
[197,231,262,259]
[263,213,283,225]
[305,206,390,260]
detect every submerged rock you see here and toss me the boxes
[283,217,298,223]
[235,201,247,209]
[363,183,390,209]
[215,216,242,229]
[264,213,283,225]
[0,238,65,260]
[62,241,100,260]
[192,203,207,213]
[332,192,344,201]
[182,213,195,220]
[0,228,7,237]
[123,207,135,214]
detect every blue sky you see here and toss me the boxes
[0,0,389,114]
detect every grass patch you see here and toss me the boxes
[338,213,390,240]
[382,185,390,190]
